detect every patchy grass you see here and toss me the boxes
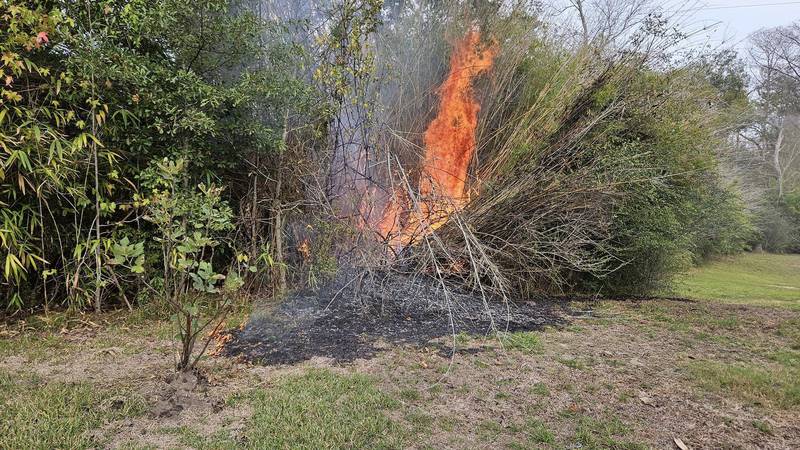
[673,253,800,308]
[405,409,435,433]
[242,369,403,448]
[399,387,422,401]
[768,349,800,368]
[558,357,588,370]
[752,420,773,435]
[0,370,146,449]
[0,332,72,361]
[161,426,238,450]
[499,331,543,353]
[476,419,503,441]
[530,381,550,396]
[523,418,556,444]
[777,318,800,349]
[570,415,647,450]
[687,361,800,410]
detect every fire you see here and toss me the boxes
[419,30,496,215]
[377,30,497,248]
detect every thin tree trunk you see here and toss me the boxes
[571,0,589,46]
[271,182,286,295]
[270,112,290,295]
[251,153,260,261]
[774,123,785,199]
[86,0,102,312]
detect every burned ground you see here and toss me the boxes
[224,271,571,365]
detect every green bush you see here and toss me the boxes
[1,1,317,309]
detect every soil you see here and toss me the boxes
[224,270,572,364]
[2,283,798,448]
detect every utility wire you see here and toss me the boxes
[686,1,800,11]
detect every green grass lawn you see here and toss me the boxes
[0,371,147,449]
[673,253,800,308]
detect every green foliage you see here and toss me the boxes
[1,4,97,306]
[587,67,754,295]
[139,158,243,370]
[0,0,765,309]
[756,195,800,252]
[0,0,318,309]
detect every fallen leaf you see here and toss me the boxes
[639,395,655,406]
[96,347,122,357]
[674,437,689,450]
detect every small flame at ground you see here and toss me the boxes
[376,30,497,249]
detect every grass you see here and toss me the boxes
[399,388,422,401]
[0,370,147,449]
[242,369,403,448]
[524,418,556,444]
[673,253,800,308]
[777,318,800,349]
[161,426,238,450]
[571,415,647,450]
[0,332,73,361]
[499,331,543,353]
[687,361,800,409]
[558,357,588,370]
[476,419,503,441]
[530,382,550,396]
[752,420,773,435]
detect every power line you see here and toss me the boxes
[690,1,800,11]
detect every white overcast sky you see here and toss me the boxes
[546,0,800,54]
[686,0,800,50]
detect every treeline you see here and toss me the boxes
[1,1,797,312]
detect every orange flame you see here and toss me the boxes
[376,30,497,248]
[420,30,496,215]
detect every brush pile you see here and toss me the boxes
[353,4,749,300]
[219,1,755,364]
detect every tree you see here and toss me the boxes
[750,23,800,200]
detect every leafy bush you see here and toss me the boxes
[139,158,244,370]
[1,1,317,310]
[754,201,800,253]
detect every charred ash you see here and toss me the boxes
[223,269,571,365]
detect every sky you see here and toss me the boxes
[546,0,800,54]
[684,0,800,51]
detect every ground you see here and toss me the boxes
[1,253,798,449]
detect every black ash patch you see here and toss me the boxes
[223,271,572,365]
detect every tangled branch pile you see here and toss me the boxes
[368,5,752,298]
